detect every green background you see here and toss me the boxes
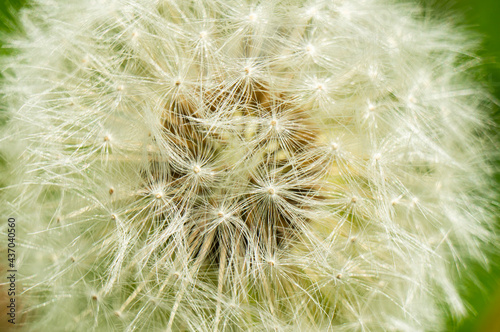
[1,0,499,331]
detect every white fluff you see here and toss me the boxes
[0,0,495,331]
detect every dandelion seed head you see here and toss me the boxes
[0,0,496,331]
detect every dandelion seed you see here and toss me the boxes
[305,44,316,55]
[199,31,208,39]
[368,102,376,112]
[267,186,276,196]
[247,13,257,22]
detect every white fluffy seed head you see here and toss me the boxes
[0,0,496,331]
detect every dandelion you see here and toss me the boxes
[0,0,496,331]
